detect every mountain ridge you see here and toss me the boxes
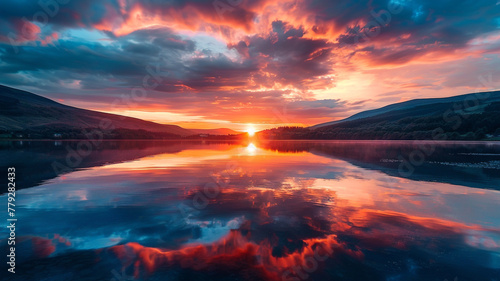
[258,90,500,140]
[0,85,242,138]
[311,91,500,129]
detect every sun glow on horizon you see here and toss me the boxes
[246,125,256,137]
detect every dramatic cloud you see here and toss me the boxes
[0,0,499,128]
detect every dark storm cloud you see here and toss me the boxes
[181,54,259,90]
[1,0,498,62]
[231,20,334,89]
[0,0,497,83]
[308,0,499,44]
[0,0,119,40]
[136,0,267,31]
[126,28,196,52]
[0,26,254,93]
[0,0,264,43]
[326,0,500,64]
[0,18,336,98]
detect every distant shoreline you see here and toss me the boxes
[2,138,499,142]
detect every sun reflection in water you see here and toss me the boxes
[246,143,257,155]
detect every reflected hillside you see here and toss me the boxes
[3,140,499,194]
[256,140,500,190]
[0,140,248,192]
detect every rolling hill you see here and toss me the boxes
[0,85,196,138]
[258,90,500,140]
[312,91,500,129]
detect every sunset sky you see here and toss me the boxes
[1,0,500,130]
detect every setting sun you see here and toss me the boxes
[246,126,256,136]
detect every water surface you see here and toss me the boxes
[1,140,500,281]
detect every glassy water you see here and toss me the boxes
[1,140,500,281]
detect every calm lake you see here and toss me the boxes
[1,140,500,281]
